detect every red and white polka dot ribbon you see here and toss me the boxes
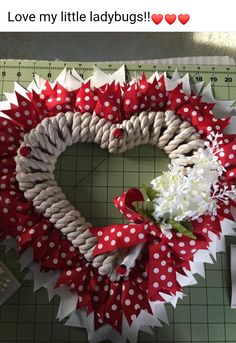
[91,188,212,300]
[2,73,230,136]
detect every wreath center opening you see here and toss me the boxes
[55,142,170,228]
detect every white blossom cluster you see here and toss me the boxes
[151,133,236,222]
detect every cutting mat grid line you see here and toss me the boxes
[1,60,236,343]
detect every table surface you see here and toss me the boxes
[1,59,236,343]
[0,33,235,63]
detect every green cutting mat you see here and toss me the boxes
[1,60,236,343]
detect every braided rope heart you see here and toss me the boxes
[15,108,204,278]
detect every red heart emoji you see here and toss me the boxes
[151,14,163,25]
[178,14,190,25]
[165,14,176,25]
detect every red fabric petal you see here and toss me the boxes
[167,84,189,111]
[46,83,77,114]
[75,81,97,114]
[3,93,38,129]
[123,83,139,119]
[95,83,122,123]
[147,76,168,112]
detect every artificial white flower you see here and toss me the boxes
[151,133,236,222]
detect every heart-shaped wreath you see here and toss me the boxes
[1,66,236,342]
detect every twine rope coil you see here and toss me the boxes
[15,110,204,278]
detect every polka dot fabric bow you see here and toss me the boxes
[0,66,236,343]
[91,188,211,301]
